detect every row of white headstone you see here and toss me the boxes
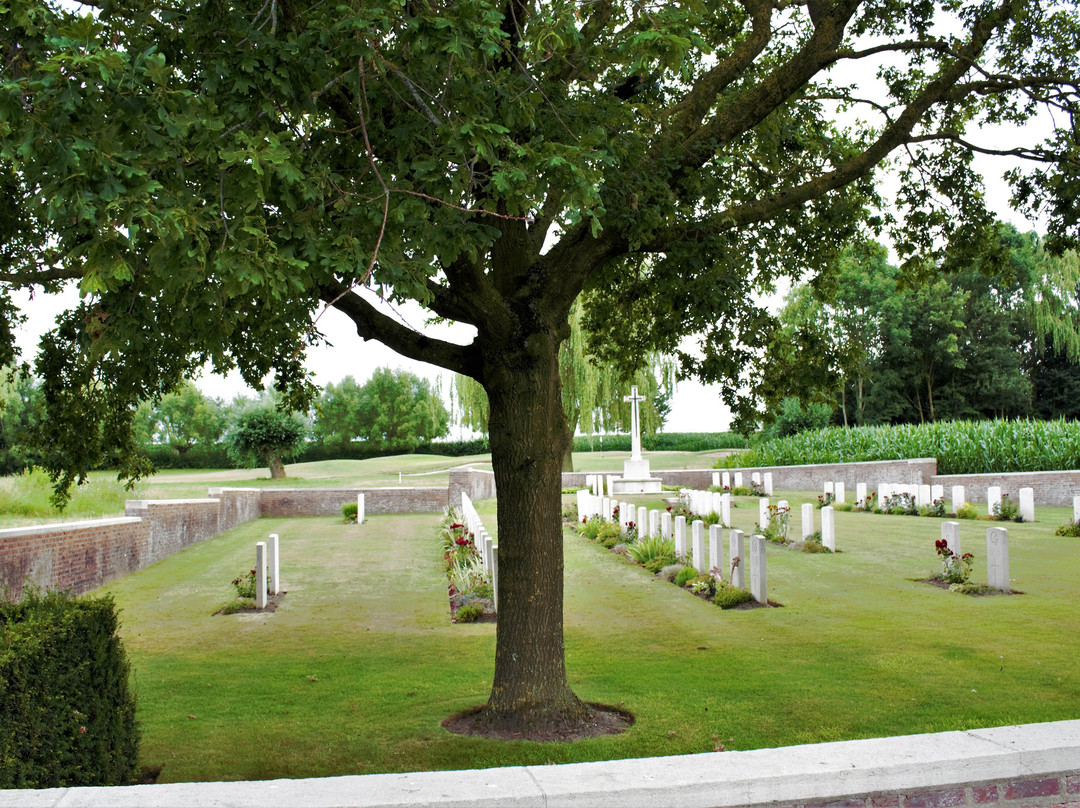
[460,493,498,608]
[940,521,1012,591]
[710,471,774,495]
[252,533,281,610]
[577,489,770,604]
[822,482,1040,522]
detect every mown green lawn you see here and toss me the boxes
[92,488,1080,783]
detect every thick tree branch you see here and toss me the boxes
[647,0,1020,246]
[321,281,481,378]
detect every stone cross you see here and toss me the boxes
[623,385,647,461]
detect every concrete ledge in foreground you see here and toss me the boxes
[2,719,1079,808]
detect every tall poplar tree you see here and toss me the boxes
[3,0,1079,736]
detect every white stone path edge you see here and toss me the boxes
[3,719,1078,808]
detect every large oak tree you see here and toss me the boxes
[2,0,1078,736]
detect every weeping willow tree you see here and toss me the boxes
[453,300,674,471]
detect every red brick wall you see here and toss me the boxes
[259,487,446,517]
[0,518,149,601]
[449,468,497,505]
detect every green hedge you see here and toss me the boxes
[0,589,139,788]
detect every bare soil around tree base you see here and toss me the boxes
[442,702,634,742]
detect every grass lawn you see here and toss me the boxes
[90,487,1080,783]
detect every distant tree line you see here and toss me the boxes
[750,225,1080,438]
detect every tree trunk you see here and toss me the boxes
[268,455,287,479]
[476,329,589,734]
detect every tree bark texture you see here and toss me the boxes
[477,328,589,732]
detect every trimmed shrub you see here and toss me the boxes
[0,589,139,788]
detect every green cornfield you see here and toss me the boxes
[718,419,1080,475]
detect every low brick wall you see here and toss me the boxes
[931,469,1080,507]
[124,499,225,567]
[449,467,497,504]
[0,484,456,601]
[0,518,149,600]
[568,458,1080,507]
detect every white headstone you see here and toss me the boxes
[722,471,731,488]
[987,485,1002,517]
[987,527,1010,592]
[941,521,960,556]
[602,497,611,521]
[856,483,867,508]
[951,485,965,514]
[752,472,761,485]
[721,493,731,527]
[692,520,705,571]
[730,529,745,589]
[834,482,845,504]
[712,491,724,517]
[1074,495,1080,524]
[821,506,835,551]
[267,533,280,596]
[356,494,365,524]
[758,497,769,531]
[492,548,499,609]
[878,483,888,507]
[734,472,743,488]
[649,509,660,539]
[918,484,931,507]
[824,481,834,496]
[607,475,617,500]
[712,472,721,488]
[576,490,590,520]
[661,511,673,539]
[674,516,687,559]
[749,535,767,604]
[255,542,268,610]
[1019,487,1034,523]
[801,503,814,539]
[708,524,721,575]
[763,472,774,495]
[931,485,944,505]
[484,534,494,575]
[637,506,648,535]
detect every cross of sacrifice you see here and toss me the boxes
[624,385,646,461]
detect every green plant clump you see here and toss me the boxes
[713,581,754,609]
[1054,522,1080,537]
[342,502,358,523]
[955,503,978,520]
[454,603,485,623]
[0,588,139,788]
[626,535,678,572]
[993,495,1021,522]
[674,566,700,587]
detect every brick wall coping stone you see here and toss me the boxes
[0,517,143,539]
[125,498,222,506]
[3,719,1077,808]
